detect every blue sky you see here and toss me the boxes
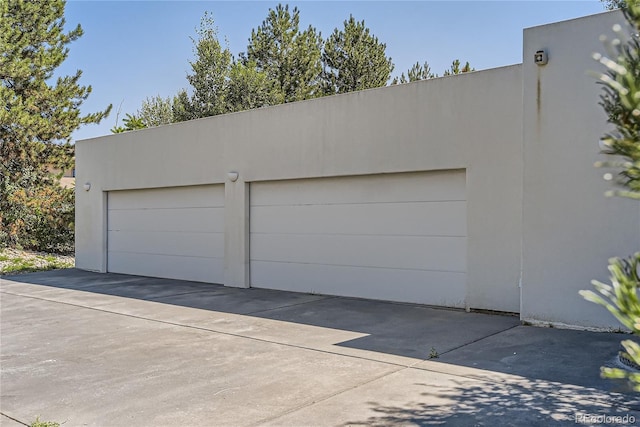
[59,0,606,142]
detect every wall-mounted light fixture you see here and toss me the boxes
[83,182,91,191]
[534,50,548,66]
[227,172,239,182]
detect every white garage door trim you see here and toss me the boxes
[250,170,467,307]
[107,185,224,283]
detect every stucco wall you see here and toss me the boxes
[521,10,640,329]
[77,64,523,313]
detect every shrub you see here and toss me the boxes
[0,171,74,254]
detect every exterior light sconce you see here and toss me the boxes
[83,182,91,191]
[227,172,239,182]
[534,50,548,66]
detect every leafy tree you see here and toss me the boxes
[173,12,232,122]
[111,113,145,133]
[172,89,193,122]
[602,0,628,10]
[0,0,110,252]
[226,60,277,113]
[580,0,640,390]
[247,4,323,103]
[392,61,435,84]
[322,15,394,94]
[137,95,174,127]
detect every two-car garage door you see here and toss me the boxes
[107,185,224,283]
[250,170,467,307]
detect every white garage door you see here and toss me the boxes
[250,170,467,307]
[107,185,224,283]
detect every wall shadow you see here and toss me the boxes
[2,269,639,406]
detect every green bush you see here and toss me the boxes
[0,172,74,254]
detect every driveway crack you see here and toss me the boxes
[1,412,28,426]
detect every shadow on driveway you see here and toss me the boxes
[2,268,637,395]
[340,377,636,427]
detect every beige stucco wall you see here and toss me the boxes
[77,64,523,313]
[521,10,640,329]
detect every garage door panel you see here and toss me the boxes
[251,261,466,308]
[251,234,465,272]
[251,202,466,237]
[108,230,224,258]
[107,185,224,283]
[251,170,465,206]
[109,185,224,210]
[250,170,467,307]
[108,207,224,233]
[108,252,223,283]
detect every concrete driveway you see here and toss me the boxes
[1,269,638,426]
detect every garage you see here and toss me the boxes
[107,185,224,283]
[250,170,467,307]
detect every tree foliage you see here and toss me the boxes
[247,4,323,103]
[138,95,174,127]
[602,0,628,10]
[172,89,192,122]
[173,12,232,122]
[322,15,394,94]
[2,172,75,253]
[111,113,145,133]
[443,59,475,76]
[594,17,640,199]
[392,61,435,84]
[392,59,474,85]
[226,60,277,113]
[580,0,640,391]
[1,0,110,252]
[128,4,475,122]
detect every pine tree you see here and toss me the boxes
[322,15,394,94]
[247,4,323,103]
[580,0,640,390]
[442,59,474,76]
[0,0,110,252]
[392,61,435,84]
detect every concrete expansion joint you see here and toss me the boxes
[435,324,521,358]
[0,291,412,368]
[1,412,28,426]
[248,366,409,427]
[145,290,216,300]
[242,295,338,316]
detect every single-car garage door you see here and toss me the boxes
[250,170,467,307]
[107,185,224,283]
